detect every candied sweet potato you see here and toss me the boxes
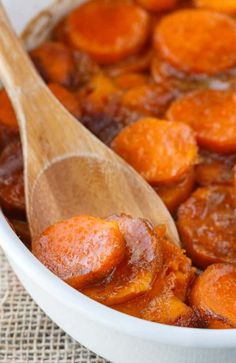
[154,9,236,75]
[82,215,163,305]
[195,149,236,186]
[112,118,198,184]
[115,233,198,327]
[48,83,81,119]
[122,84,174,117]
[153,169,195,214]
[167,89,236,154]
[177,186,236,269]
[0,90,18,129]
[113,73,148,90]
[32,215,126,289]
[105,49,152,77]
[30,42,77,88]
[194,0,236,14]
[136,0,179,12]
[78,74,124,144]
[0,141,25,218]
[66,0,150,65]
[190,263,236,328]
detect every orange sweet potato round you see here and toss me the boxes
[194,0,236,14]
[0,90,18,129]
[82,215,163,306]
[113,73,148,90]
[154,9,236,75]
[177,186,236,269]
[122,84,174,117]
[105,49,152,77]
[136,0,178,12]
[30,42,77,88]
[190,263,236,328]
[153,169,195,214]
[112,118,198,184]
[167,89,236,154]
[195,150,236,186]
[32,215,126,289]
[66,0,150,65]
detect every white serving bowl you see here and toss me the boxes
[1,1,236,362]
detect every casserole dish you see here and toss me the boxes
[1,1,236,362]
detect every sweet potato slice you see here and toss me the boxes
[154,9,236,75]
[167,89,236,154]
[32,215,126,289]
[141,293,197,327]
[0,141,25,218]
[30,42,77,88]
[177,186,236,269]
[113,73,148,90]
[105,49,152,77]
[112,118,198,184]
[48,83,81,119]
[0,90,18,129]
[66,0,150,65]
[194,0,236,14]
[136,0,178,12]
[115,233,198,327]
[82,215,163,306]
[190,263,236,328]
[78,74,124,144]
[122,84,174,117]
[153,169,195,214]
[195,149,236,186]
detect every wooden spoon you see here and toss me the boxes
[0,3,179,244]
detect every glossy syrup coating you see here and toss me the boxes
[65,0,151,65]
[82,215,163,306]
[112,118,198,184]
[190,263,236,328]
[0,141,25,218]
[177,186,236,269]
[32,215,126,289]
[167,89,236,154]
[154,9,236,75]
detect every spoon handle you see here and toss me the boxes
[0,2,43,107]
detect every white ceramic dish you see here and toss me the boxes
[1,1,236,362]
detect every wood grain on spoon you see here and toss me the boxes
[0,3,179,244]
